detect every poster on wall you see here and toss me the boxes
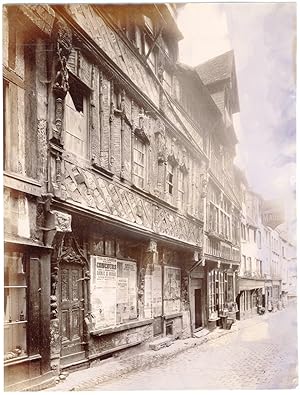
[163,266,181,315]
[90,256,117,329]
[116,260,137,324]
[152,265,162,317]
[144,272,152,319]
[90,257,138,328]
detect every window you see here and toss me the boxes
[246,257,252,272]
[132,136,146,188]
[209,203,219,232]
[4,252,27,362]
[208,270,217,317]
[177,169,185,210]
[241,224,246,240]
[219,272,225,311]
[241,255,246,274]
[166,162,174,195]
[257,231,262,249]
[3,79,9,170]
[227,274,234,302]
[65,76,89,158]
[144,37,156,73]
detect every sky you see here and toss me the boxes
[177,2,296,237]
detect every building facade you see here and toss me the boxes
[238,189,265,319]
[3,4,217,390]
[3,3,294,391]
[196,52,242,329]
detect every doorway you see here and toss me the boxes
[60,260,85,366]
[194,288,202,329]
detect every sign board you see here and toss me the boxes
[262,200,285,229]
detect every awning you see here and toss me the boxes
[238,277,265,291]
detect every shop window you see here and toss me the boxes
[132,136,146,188]
[227,274,234,302]
[219,272,225,312]
[208,270,217,317]
[4,252,27,362]
[64,76,89,159]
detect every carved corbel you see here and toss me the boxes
[44,209,72,248]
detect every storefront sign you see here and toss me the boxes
[4,173,42,197]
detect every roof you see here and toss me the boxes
[195,50,235,86]
[195,50,240,114]
[176,61,223,116]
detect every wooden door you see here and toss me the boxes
[195,288,202,328]
[60,261,85,365]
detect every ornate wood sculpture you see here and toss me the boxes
[51,18,72,145]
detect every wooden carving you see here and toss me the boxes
[52,18,72,144]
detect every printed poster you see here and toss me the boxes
[163,266,181,315]
[90,256,117,329]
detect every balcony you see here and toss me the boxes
[207,229,224,241]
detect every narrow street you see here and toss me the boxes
[91,303,298,390]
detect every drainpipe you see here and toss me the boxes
[187,256,205,338]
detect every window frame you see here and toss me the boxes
[132,135,147,189]
[64,73,91,160]
[4,251,28,363]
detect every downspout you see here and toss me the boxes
[187,256,205,338]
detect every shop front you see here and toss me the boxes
[237,277,265,320]
[47,211,197,373]
[206,260,239,330]
[4,188,53,391]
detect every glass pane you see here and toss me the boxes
[4,252,25,286]
[4,323,27,361]
[4,287,26,323]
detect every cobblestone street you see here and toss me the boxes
[91,303,298,390]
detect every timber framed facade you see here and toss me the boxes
[3,4,213,389]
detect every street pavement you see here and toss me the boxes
[91,302,298,390]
